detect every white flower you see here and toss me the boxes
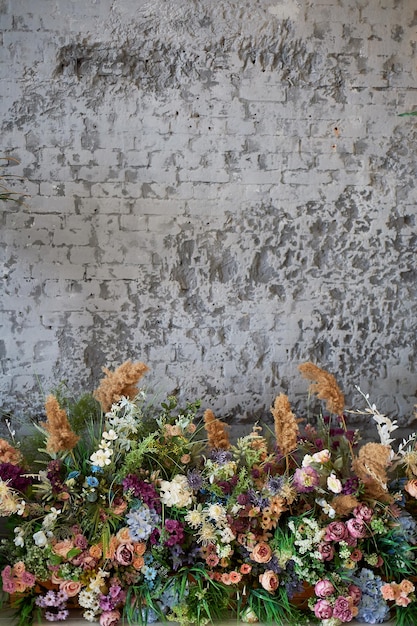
[42,506,61,529]
[83,610,98,622]
[207,503,227,524]
[312,449,331,464]
[16,500,25,516]
[301,454,314,467]
[219,526,235,543]
[316,497,336,519]
[159,474,193,508]
[33,530,48,547]
[102,429,118,441]
[14,527,24,547]
[327,472,342,494]
[185,508,204,528]
[90,447,113,467]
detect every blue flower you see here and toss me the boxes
[86,476,99,487]
[126,504,161,541]
[91,465,103,474]
[67,471,80,480]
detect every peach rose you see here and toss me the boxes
[12,561,26,576]
[116,527,132,543]
[251,542,272,564]
[59,580,82,597]
[400,579,415,595]
[134,542,146,556]
[105,536,119,559]
[405,480,417,498]
[133,556,145,570]
[52,539,74,558]
[259,570,279,593]
[89,544,103,559]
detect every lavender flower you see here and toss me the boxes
[187,469,204,491]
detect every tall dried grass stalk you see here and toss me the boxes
[42,395,80,454]
[93,361,149,412]
[270,393,299,457]
[298,362,345,415]
[203,409,230,450]
[352,442,393,503]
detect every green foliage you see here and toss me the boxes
[244,586,313,625]
[10,592,41,626]
[53,386,101,435]
[394,602,417,626]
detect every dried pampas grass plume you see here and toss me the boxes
[42,395,80,454]
[0,439,22,465]
[203,409,230,450]
[298,362,345,415]
[271,393,299,457]
[352,442,393,503]
[331,494,360,517]
[94,360,149,412]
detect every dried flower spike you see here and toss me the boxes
[271,393,299,457]
[299,362,345,415]
[203,409,230,450]
[0,439,22,465]
[42,395,80,454]
[93,360,149,412]
[352,442,393,503]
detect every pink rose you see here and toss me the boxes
[21,571,35,588]
[348,584,362,606]
[346,518,367,539]
[115,543,134,566]
[353,504,373,522]
[314,579,335,598]
[251,542,272,564]
[59,580,82,597]
[258,570,279,593]
[100,610,121,626]
[333,596,353,622]
[318,542,335,561]
[314,599,333,620]
[325,521,348,542]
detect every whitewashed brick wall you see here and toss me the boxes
[1,0,416,434]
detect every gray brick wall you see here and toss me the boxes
[1,0,416,434]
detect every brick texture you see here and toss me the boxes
[1,0,416,434]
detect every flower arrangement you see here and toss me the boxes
[1,359,417,626]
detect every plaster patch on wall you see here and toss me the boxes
[268,1,301,21]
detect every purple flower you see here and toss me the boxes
[342,477,359,495]
[164,519,185,547]
[210,449,233,464]
[293,466,320,492]
[187,469,203,490]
